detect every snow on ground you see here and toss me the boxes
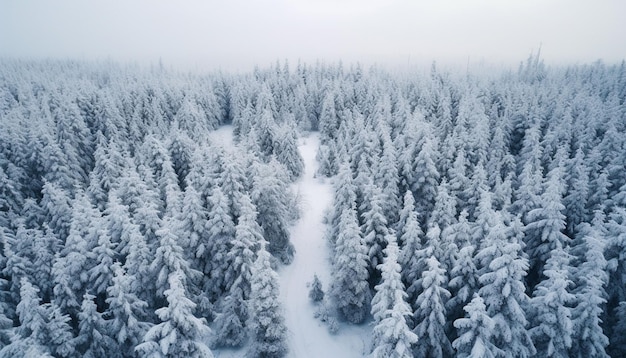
[277,133,371,358]
[211,128,371,357]
[208,124,235,148]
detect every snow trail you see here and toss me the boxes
[277,133,370,358]
[210,128,370,357]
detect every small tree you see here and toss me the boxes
[309,275,325,302]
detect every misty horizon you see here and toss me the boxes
[1,0,625,72]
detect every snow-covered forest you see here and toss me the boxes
[1,57,626,357]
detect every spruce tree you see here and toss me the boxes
[248,242,288,358]
[370,235,417,358]
[331,206,371,324]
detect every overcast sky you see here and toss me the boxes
[1,0,625,71]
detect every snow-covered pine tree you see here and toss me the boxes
[569,222,610,358]
[213,194,262,348]
[309,274,325,302]
[524,163,569,290]
[136,272,213,358]
[412,256,452,358]
[360,182,390,273]
[248,242,288,358]
[105,263,151,357]
[76,294,120,358]
[252,160,295,264]
[370,235,417,358]
[331,205,371,324]
[452,294,500,358]
[475,210,535,357]
[529,242,574,358]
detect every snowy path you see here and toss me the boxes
[277,133,370,358]
[210,129,370,357]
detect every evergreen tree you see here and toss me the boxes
[529,243,574,358]
[76,294,120,358]
[248,242,288,358]
[360,183,390,272]
[151,219,199,303]
[252,161,295,264]
[370,235,417,358]
[327,161,357,246]
[273,123,304,180]
[609,301,626,357]
[105,263,151,357]
[136,272,213,358]
[212,194,262,348]
[87,219,117,310]
[453,294,500,358]
[447,236,479,341]
[331,206,371,324]
[309,274,325,302]
[412,256,453,358]
[203,187,236,299]
[475,212,536,357]
[569,223,610,358]
[0,278,53,357]
[398,190,425,304]
[524,164,569,289]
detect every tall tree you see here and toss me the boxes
[136,272,213,358]
[248,242,288,358]
[412,256,453,358]
[332,206,371,324]
[370,235,417,358]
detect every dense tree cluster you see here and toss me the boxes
[1,56,626,357]
[0,60,304,357]
[319,56,626,357]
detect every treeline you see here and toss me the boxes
[317,56,626,357]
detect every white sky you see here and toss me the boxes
[1,0,625,71]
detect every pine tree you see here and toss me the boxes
[453,294,500,358]
[76,294,120,358]
[151,219,199,303]
[609,301,626,357]
[248,242,288,358]
[40,180,73,242]
[475,211,535,357]
[203,187,236,299]
[327,161,357,246]
[524,165,569,289]
[447,233,479,341]
[309,275,325,302]
[370,235,417,358]
[252,161,295,264]
[529,243,574,358]
[212,194,262,348]
[398,190,424,304]
[136,272,213,358]
[273,123,304,180]
[0,278,53,357]
[87,219,117,310]
[332,206,371,324]
[569,223,610,358]
[105,263,151,356]
[360,183,390,272]
[563,148,590,236]
[412,256,452,358]
[52,192,97,319]
[374,123,400,224]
